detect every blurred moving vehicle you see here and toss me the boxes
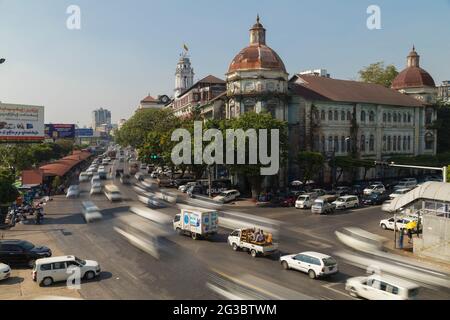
[311,189,326,197]
[295,193,317,209]
[179,182,198,193]
[187,185,205,198]
[66,185,80,198]
[33,255,101,287]
[363,184,386,196]
[120,174,131,185]
[345,275,420,300]
[135,172,145,182]
[140,163,147,170]
[0,262,11,281]
[81,201,103,223]
[213,190,240,203]
[173,209,219,240]
[228,228,278,258]
[362,192,390,206]
[311,196,337,215]
[0,240,52,268]
[91,174,101,185]
[280,251,338,279]
[90,182,102,195]
[333,195,359,210]
[79,172,90,182]
[104,185,122,202]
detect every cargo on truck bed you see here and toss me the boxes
[228,228,278,258]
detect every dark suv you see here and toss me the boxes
[0,240,52,268]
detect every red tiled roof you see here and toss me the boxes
[392,66,436,90]
[39,151,91,177]
[228,44,287,74]
[290,75,424,107]
[21,169,44,185]
[141,95,158,103]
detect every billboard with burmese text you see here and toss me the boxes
[0,103,45,142]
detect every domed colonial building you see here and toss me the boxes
[225,16,289,121]
[392,47,437,104]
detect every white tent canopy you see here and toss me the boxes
[386,182,450,212]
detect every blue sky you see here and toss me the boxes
[0,0,449,127]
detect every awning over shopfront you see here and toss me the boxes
[386,182,450,212]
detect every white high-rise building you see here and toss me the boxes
[174,53,194,98]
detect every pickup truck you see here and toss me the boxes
[228,228,278,258]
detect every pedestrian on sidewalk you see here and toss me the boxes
[399,228,404,249]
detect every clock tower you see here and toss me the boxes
[174,51,194,99]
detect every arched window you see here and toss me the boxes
[388,136,392,151]
[403,113,407,123]
[334,110,339,121]
[334,136,339,151]
[321,110,325,121]
[383,113,387,122]
[341,111,346,121]
[393,113,397,122]
[341,136,346,153]
[321,136,326,152]
[408,113,412,123]
[403,136,407,151]
[383,136,387,151]
[388,113,392,122]
[397,136,402,151]
[369,135,375,152]
[408,136,411,150]
[369,111,375,122]
[328,110,333,121]
[360,135,366,152]
[328,136,333,151]
[347,111,352,121]
[346,138,351,153]
[393,135,397,151]
[425,133,434,150]
[361,111,366,122]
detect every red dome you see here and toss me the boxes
[228,44,287,74]
[392,66,436,90]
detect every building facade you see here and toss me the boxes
[438,80,450,104]
[137,94,170,111]
[225,16,289,122]
[92,108,111,132]
[171,75,226,118]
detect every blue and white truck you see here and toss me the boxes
[173,209,219,240]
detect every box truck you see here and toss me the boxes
[173,209,219,240]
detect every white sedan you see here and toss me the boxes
[0,262,11,281]
[66,185,80,198]
[280,251,338,279]
[213,190,240,203]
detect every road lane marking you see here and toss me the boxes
[322,283,356,300]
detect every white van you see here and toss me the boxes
[32,256,101,287]
[81,201,103,223]
[346,275,420,300]
[104,185,122,202]
[79,172,90,183]
[332,196,359,210]
[280,251,338,279]
[295,193,317,209]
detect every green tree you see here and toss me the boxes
[359,62,399,88]
[225,112,288,198]
[296,152,324,185]
[0,167,20,217]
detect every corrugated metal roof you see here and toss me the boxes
[387,182,450,212]
[290,74,424,108]
[39,151,91,177]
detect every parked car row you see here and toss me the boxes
[0,239,101,287]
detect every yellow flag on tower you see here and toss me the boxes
[183,44,189,52]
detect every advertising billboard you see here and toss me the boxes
[45,124,76,140]
[0,103,45,142]
[76,128,94,137]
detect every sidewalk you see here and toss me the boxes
[385,237,450,273]
[0,224,83,300]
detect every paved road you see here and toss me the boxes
[16,160,450,300]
